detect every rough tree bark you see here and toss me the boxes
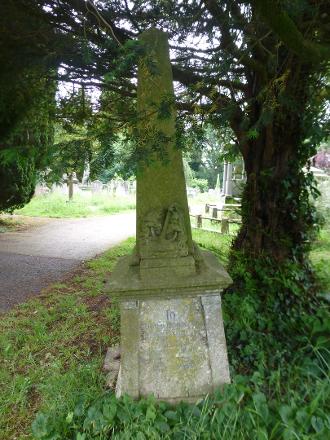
[231,62,314,263]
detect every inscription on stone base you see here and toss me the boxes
[116,293,230,401]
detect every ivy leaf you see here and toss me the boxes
[279,405,294,425]
[103,402,117,422]
[65,412,74,424]
[247,128,259,139]
[311,416,324,433]
[146,405,157,421]
[31,413,51,439]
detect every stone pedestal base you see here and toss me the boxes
[116,292,230,402]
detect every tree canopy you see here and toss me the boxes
[0,0,57,211]
[1,1,329,268]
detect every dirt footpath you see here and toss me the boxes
[0,213,135,311]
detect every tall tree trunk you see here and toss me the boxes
[233,129,311,263]
[234,149,297,261]
[233,66,315,264]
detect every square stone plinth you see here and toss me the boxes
[116,293,230,402]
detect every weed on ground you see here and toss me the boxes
[0,215,47,233]
[0,231,329,439]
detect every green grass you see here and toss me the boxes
[310,227,330,296]
[191,217,240,237]
[0,230,329,439]
[192,228,233,266]
[15,192,136,218]
[0,239,134,440]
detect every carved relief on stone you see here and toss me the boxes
[140,204,188,258]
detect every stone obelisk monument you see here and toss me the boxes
[109,28,232,402]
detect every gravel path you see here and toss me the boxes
[0,213,135,312]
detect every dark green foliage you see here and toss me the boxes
[253,0,330,62]
[31,364,330,439]
[0,0,57,211]
[28,234,330,440]
[31,281,330,439]
[182,124,238,188]
[0,1,55,140]
[88,90,138,182]
[47,89,95,186]
[0,74,56,211]
[0,159,36,212]
[225,255,322,371]
[3,0,327,268]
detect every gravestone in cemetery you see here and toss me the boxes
[222,162,228,196]
[224,163,233,197]
[108,28,232,402]
[215,173,221,194]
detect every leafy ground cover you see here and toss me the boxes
[0,230,329,439]
[0,215,48,233]
[15,193,136,218]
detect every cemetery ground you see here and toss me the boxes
[0,227,329,439]
[15,193,136,218]
[12,191,240,234]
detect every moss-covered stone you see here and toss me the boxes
[136,29,194,262]
[108,29,232,402]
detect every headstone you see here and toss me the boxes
[225,163,233,197]
[115,179,125,196]
[215,173,221,194]
[34,183,49,196]
[91,180,103,192]
[82,162,90,185]
[108,29,232,403]
[222,162,228,194]
[112,179,118,196]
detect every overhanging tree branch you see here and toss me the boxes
[252,0,330,63]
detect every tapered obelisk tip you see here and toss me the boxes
[108,29,232,403]
[136,28,195,280]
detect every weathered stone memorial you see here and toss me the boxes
[108,28,232,402]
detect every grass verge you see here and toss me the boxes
[310,227,330,297]
[15,193,136,218]
[0,231,329,439]
[0,239,134,439]
[0,216,45,233]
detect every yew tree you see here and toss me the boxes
[35,1,328,258]
[4,1,330,272]
[0,0,57,211]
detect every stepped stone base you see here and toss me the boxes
[115,292,230,402]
